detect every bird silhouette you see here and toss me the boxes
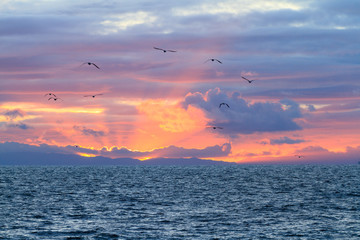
[241,76,255,83]
[295,155,304,158]
[44,93,57,98]
[153,47,176,53]
[205,58,222,64]
[207,126,224,130]
[219,103,230,108]
[84,94,103,98]
[81,62,100,69]
[48,97,63,102]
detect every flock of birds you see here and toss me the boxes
[44,46,256,109]
[42,46,302,159]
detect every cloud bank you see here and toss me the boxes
[0,142,231,160]
[182,88,303,134]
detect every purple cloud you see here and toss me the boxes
[7,122,31,130]
[73,126,105,137]
[2,109,25,120]
[0,142,231,159]
[100,143,231,159]
[270,136,306,145]
[182,88,303,134]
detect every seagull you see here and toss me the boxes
[81,62,100,69]
[207,126,224,130]
[153,47,176,53]
[205,58,222,64]
[48,97,63,102]
[44,93,57,98]
[241,76,255,83]
[295,155,304,158]
[219,103,230,108]
[84,93,103,98]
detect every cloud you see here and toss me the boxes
[2,109,25,120]
[181,88,303,135]
[0,141,231,159]
[73,125,105,137]
[7,122,30,130]
[1,109,30,130]
[100,11,157,34]
[270,136,305,145]
[290,145,360,164]
[307,104,316,112]
[249,85,360,100]
[150,143,231,158]
[172,1,304,17]
[100,143,231,159]
[318,100,360,112]
[297,145,329,154]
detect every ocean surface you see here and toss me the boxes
[1,165,359,239]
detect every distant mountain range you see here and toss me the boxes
[0,152,236,166]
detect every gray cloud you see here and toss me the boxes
[270,136,305,145]
[0,141,231,159]
[100,143,231,159]
[182,88,303,134]
[1,109,30,130]
[151,143,231,158]
[7,122,31,130]
[246,85,360,100]
[73,125,105,137]
[307,105,316,112]
[2,109,25,120]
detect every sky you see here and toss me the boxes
[0,0,360,164]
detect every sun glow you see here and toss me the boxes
[138,100,206,133]
[0,103,104,114]
[77,153,97,158]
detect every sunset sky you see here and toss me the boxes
[1,0,360,163]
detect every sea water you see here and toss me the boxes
[0,165,359,239]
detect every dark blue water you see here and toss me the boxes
[1,165,360,239]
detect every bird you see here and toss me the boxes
[295,155,304,158]
[81,62,100,69]
[84,94,103,98]
[153,47,176,53]
[219,103,230,108]
[207,126,224,130]
[205,58,222,64]
[44,93,57,98]
[241,76,255,83]
[48,97,63,102]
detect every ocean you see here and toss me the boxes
[0,165,359,239]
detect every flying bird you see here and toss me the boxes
[48,97,63,102]
[295,155,305,158]
[44,93,57,98]
[242,76,255,83]
[205,58,222,64]
[81,62,100,69]
[207,126,224,130]
[153,47,177,53]
[219,103,230,108]
[84,94,103,98]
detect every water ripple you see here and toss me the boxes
[1,165,360,239]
